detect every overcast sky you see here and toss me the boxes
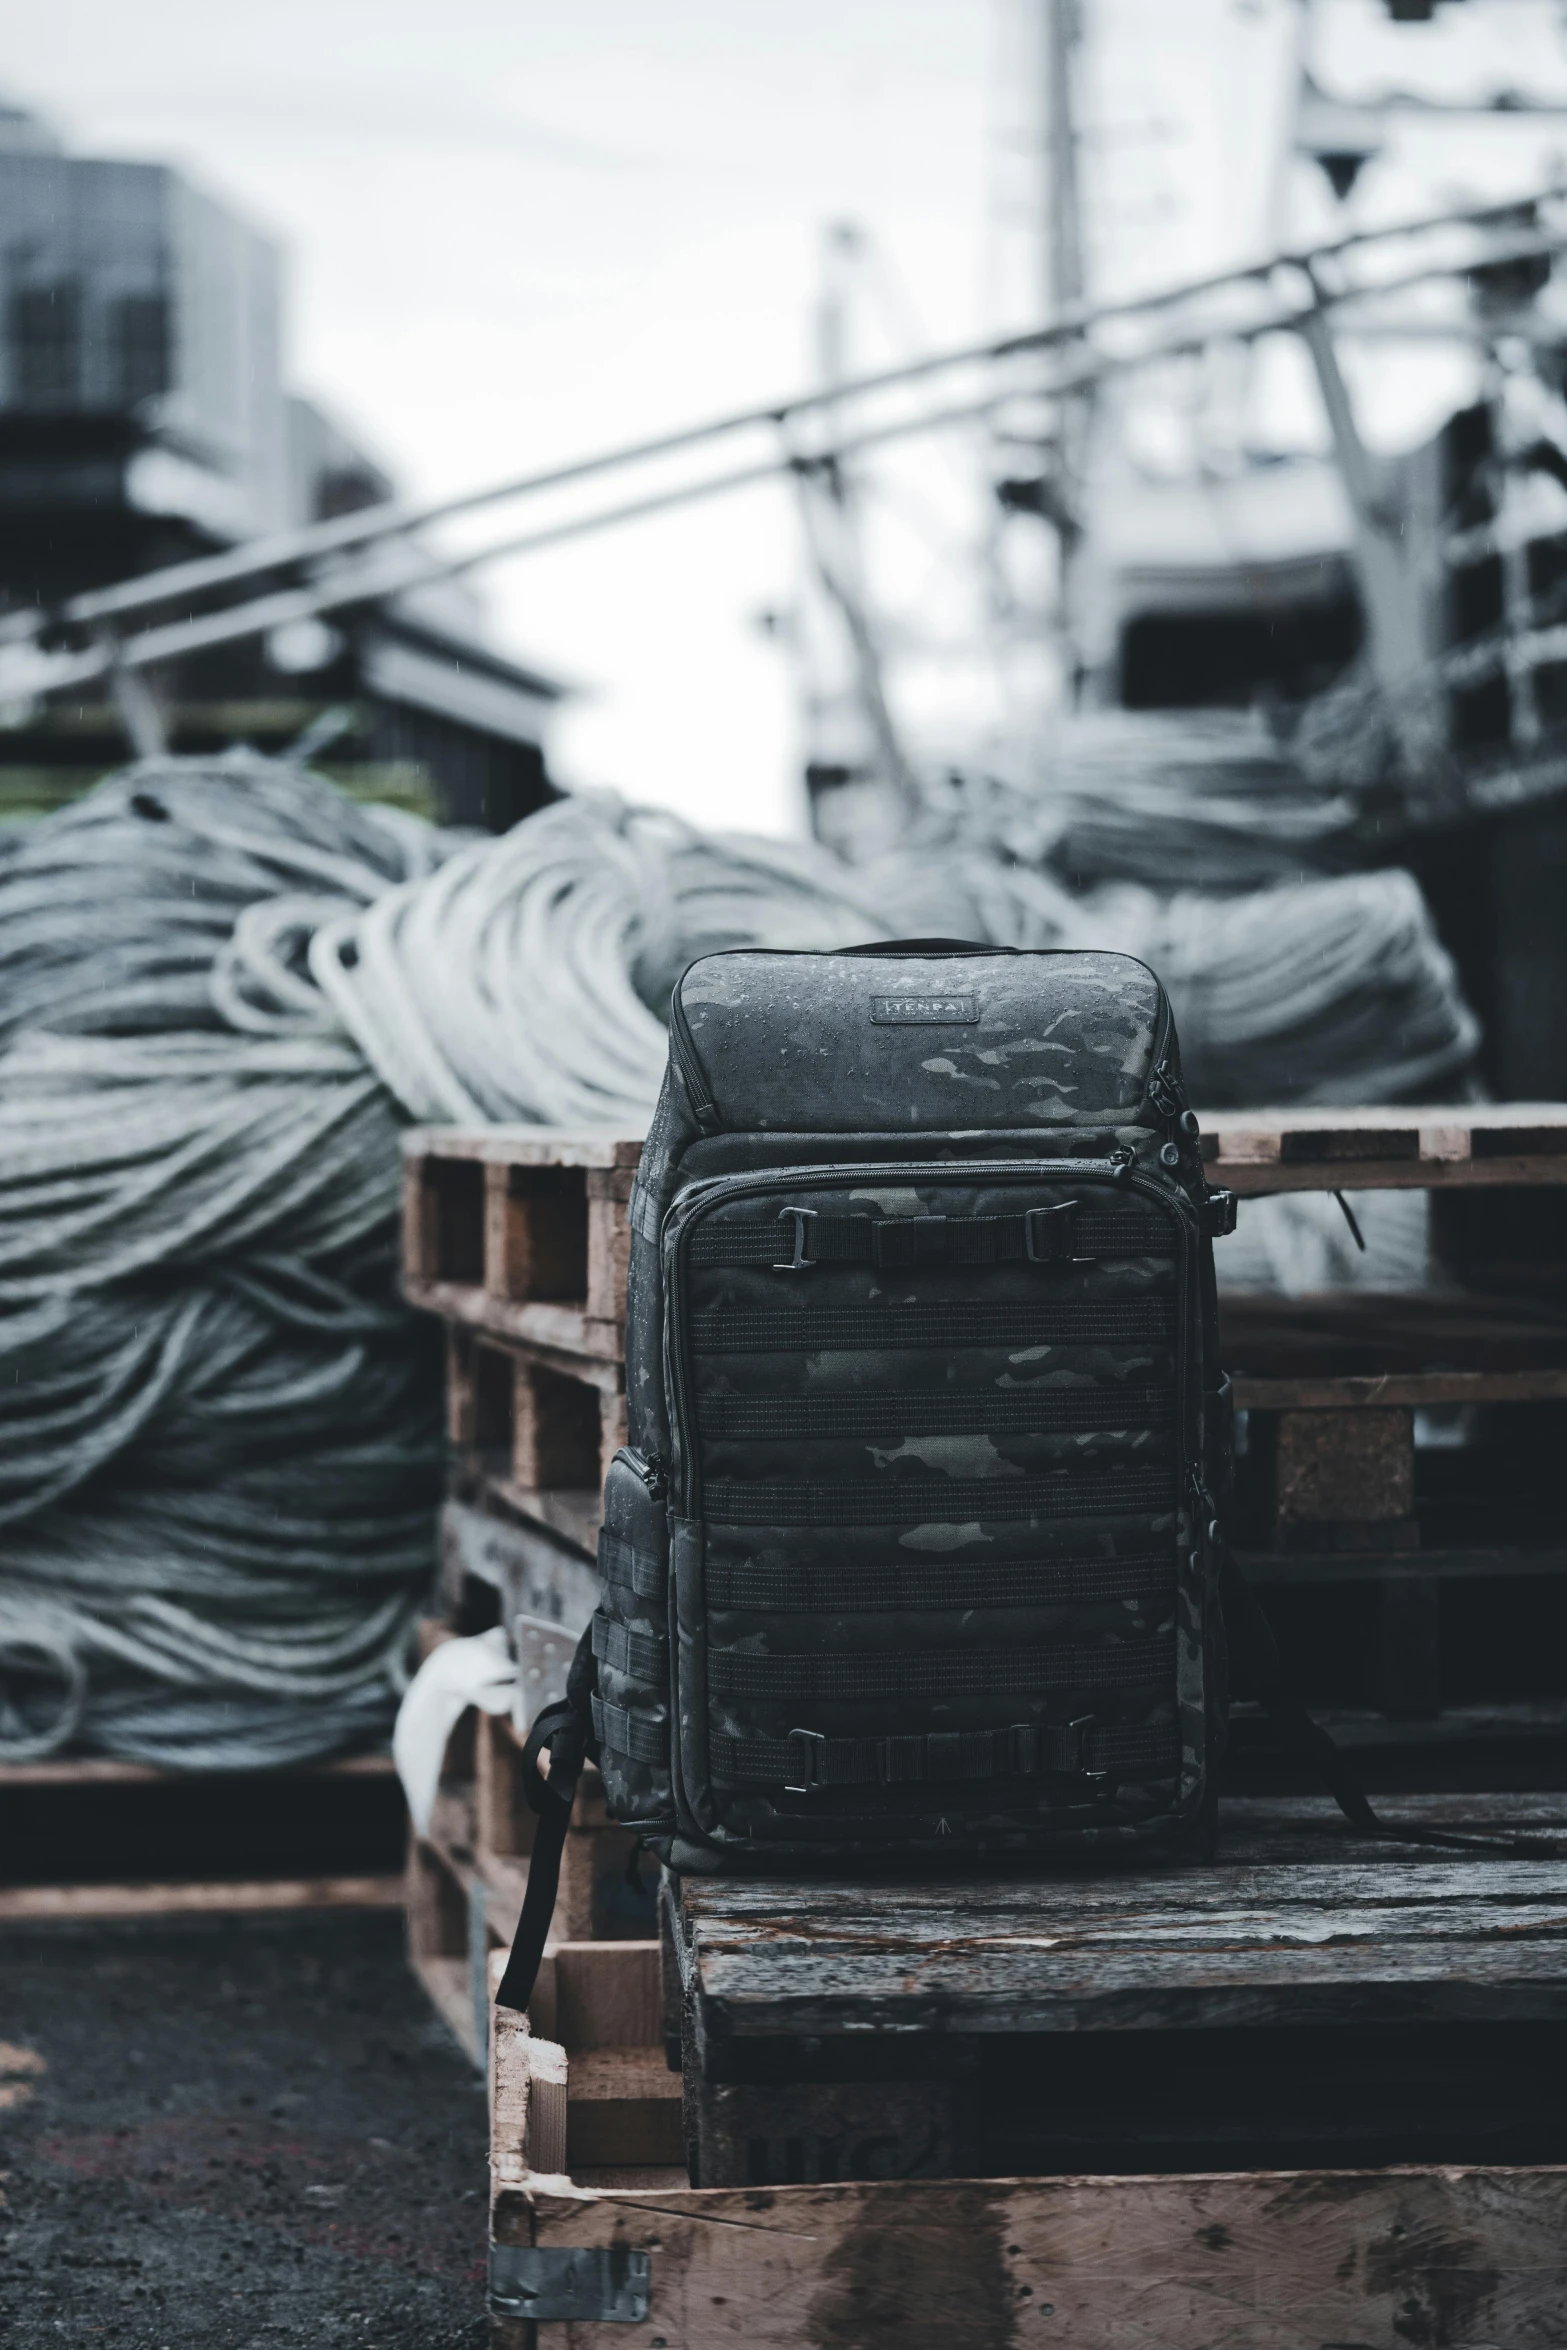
[7,0,1567,832]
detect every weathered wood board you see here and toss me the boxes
[498,2161,1567,2349]
[1201,1101,1567,1192]
[671,1799,1567,2044]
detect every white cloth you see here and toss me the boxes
[392,1625,517,1834]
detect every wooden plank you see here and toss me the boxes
[509,2163,1567,2350]
[691,2076,968,2188]
[585,1188,632,1326]
[1233,1368,1567,1408]
[551,1942,664,2053]
[0,1874,403,1923]
[402,1274,623,1361]
[674,1853,1567,2040]
[411,1953,477,2058]
[491,2001,570,2182]
[1219,1289,1567,1378]
[1214,1154,1567,1193]
[1238,1543,1567,1583]
[401,1157,439,1282]
[0,1752,397,1789]
[481,1477,603,1561]
[401,1127,643,1171]
[566,2049,684,2169]
[1200,1105,1567,1191]
[439,1496,603,1627]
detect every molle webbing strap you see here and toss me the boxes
[697,1386,1173,1443]
[692,1298,1174,1355]
[590,1616,668,1681]
[702,1465,1176,1526]
[703,1550,1174,1615]
[596,1530,665,1601]
[706,1634,1173,1705]
[591,1695,669,1764]
[712,1717,1178,1791]
[690,1205,1171,1272]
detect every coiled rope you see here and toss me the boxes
[0,755,1479,1765]
[0,762,448,1765]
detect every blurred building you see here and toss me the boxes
[0,102,561,830]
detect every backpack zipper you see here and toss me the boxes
[614,1444,668,1502]
[668,982,721,1133]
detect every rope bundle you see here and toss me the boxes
[0,754,1479,1765]
[0,763,448,1765]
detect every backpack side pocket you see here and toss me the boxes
[590,1447,675,1831]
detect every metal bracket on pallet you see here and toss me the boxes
[488,2243,652,2323]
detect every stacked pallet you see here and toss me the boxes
[484,1792,1567,2343]
[399,1126,661,2067]
[1207,1103,1567,1747]
[397,1110,1567,2339]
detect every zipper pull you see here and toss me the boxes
[619,1447,668,1501]
[1148,1057,1202,1174]
[1110,1146,1135,1182]
[1188,1468,1220,1551]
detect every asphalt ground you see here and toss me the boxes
[0,1912,489,2349]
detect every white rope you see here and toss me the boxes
[0,751,1480,1768]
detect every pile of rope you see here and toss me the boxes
[0,761,448,1765]
[0,754,1480,1763]
[925,711,1365,895]
[313,791,1478,1127]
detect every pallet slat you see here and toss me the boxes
[1202,1102,1567,1192]
[497,2162,1567,2350]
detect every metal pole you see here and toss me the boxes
[1295,289,1458,814]
[0,189,1551,658]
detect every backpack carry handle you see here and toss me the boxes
[839,938,1015,956]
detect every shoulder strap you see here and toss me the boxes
[1218,1544,1562,1861]
[492,1625,599,2016]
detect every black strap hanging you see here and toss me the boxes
[492,1625,600,2017]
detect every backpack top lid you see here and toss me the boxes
[673,945,1169,1133]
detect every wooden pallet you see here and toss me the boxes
[443,1322,624,1559]
[664,1794,1567,2186]
[407,1698,659,2071]
[0,1753,405,1923]
[488,2152,1567,2346]
[485,1796,1567,2343]
[402,1127,642,1359]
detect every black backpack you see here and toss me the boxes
[495,942,1551,2014]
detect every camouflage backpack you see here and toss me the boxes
[495,942,1557,2014]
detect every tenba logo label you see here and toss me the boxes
[869,994,980,1025]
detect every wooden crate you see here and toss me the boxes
[486,1793,1567,2343]
[402,1128,642,1360]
